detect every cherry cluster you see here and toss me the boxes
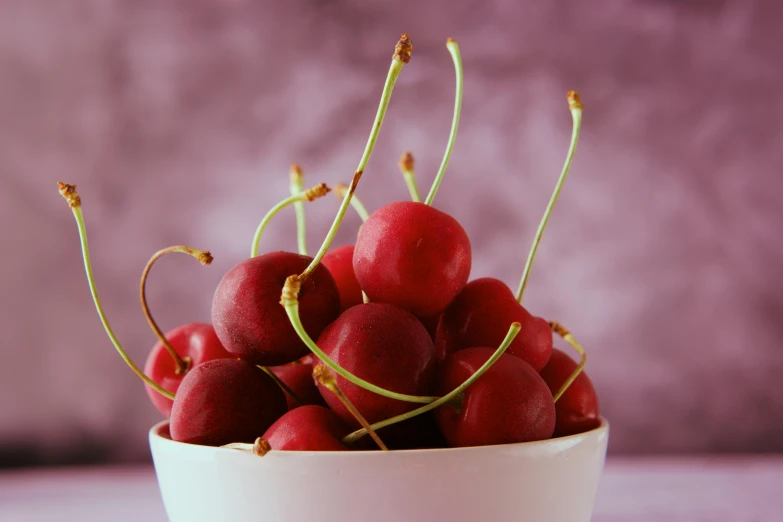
[59,34,599,453]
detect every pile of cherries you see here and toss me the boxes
[60,34,599,453]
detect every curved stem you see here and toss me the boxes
[424,38,463,206]
[342,322,521,445]
[314,364,388,451]
[250,183,330,258]
[140,245,212,375]
[58,182,175,400]
[516,91,584,303]
[259,365,303,407]
[398,151,421,202]
[290,164,308,256]
[281,276,436,404]
[548,321,586,402]
[335,183,370,222]
[300,34,412,280]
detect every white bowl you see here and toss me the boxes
[150,418,609,522]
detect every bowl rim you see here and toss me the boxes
[150,416,609,457]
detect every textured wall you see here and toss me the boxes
[1,0,782,466]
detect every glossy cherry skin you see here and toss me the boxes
[539,348,601,437]
[321,244,363,313]
[434,347,555,447]
[143,322,233,417]
[211,251,341,366]
[315,303,438,427]
[170,358,287,447]
[270,358,327,410]
[353,202,472,318]
[435,277,552,371]
[262,405,352,451]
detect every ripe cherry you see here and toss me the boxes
[212,251,340,366]
[315,302,438,427]
[435,277,552,371]
[353,201,471,318]
[434,347,555,447]
[170,358,287,447]
[262,405,352,451]
[143,323,233,417]
[269,357,327,410]
[540,348,600,437]
[321,244,363,312]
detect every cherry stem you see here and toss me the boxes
[334,183,370,222]
[398,151,421,202]
[259,365,303,407]
[250,183,331,258]
[313,364,389,451]
[58,182,175,400]
[515,91,584,303]
[139,245,213,375]
[547,321,586,402]
[290,164,308,256]
[424,38,463,206]
[342,321,521,445]
[299,34,412,281]
[281,275,437,404]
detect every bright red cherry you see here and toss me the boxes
[211,251,340,366]
[262,405,352,451]
[353,201,471,318]
[315,303,438,427]
[143,322,233,417]
[434,347,555,447]
[270,357,327,410]
[435,277,552,371]
[539,348,600,437]
[170,358,287,446]
[321,244,363,312]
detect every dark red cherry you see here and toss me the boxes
[270,358,327,410]
[373,413,447,450]
[434,347,555,447]
[143,322,233,417]
[211,251,340,366]
[353,202,471,318]
[539,348,600,437]
[435,277,552,371]
[315,303,438,427]
[262,405,352,451]
[169,358,287,446]
[321,244,363,313]
[418,314,440,343]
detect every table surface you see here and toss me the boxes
[1,456,781,521]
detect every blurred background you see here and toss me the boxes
[1,0,781,468]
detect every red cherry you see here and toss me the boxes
[434,347,555,447]
[269,358,327,410]
[170,358,287,446]
[143,322,233,417]
[353,201,471,318]
[321,244,363,313]
[315,303,437,427]
[262,405,352,451]
[435,278,552,371]
[211,251,340,366]
[418,314,440,343]
[539,348,600,437]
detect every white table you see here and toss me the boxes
[1,457,781,521]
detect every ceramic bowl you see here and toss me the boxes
[149,417,608,522]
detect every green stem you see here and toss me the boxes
[424,38,463,206]
[548,321,586,403]
[342,322,522,445]
[283,297,436,404]
[516,92,583,303]
[290,164,308,256]
[335,184,370,222]
[58,183,175,400]
[300,35,411,280]
[398,151,421,202]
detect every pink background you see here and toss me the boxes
[1,0,781,466]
